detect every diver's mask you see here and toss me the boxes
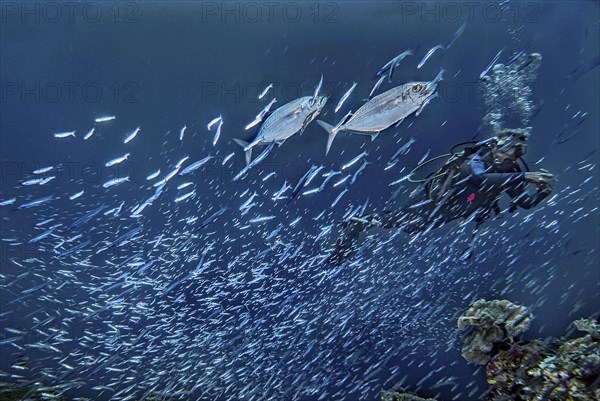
[499,141,527,158]
[495,129,529,159]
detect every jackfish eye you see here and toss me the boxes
[413,84,423,92]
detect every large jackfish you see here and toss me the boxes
[317,72,442,154]
[234,95,328,164]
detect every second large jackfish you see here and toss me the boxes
[317,72,442,154]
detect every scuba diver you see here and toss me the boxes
[328,129,555,265]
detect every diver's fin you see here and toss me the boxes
[233,138,253,165]
[317,120,338,155]
[351,216,382,227]
[327,218,368,265]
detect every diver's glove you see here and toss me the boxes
[525,171,554,187]
[539,180,555,195]
[532,169,555,195]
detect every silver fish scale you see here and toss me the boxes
[342,82,430,133]
[259,96,323,143]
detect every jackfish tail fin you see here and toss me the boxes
[233,138,252,165]
[316,120,338,155]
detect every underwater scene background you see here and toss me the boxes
[1,1,599,400]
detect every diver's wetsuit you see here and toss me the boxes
[328,149,551,264]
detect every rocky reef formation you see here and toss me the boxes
[457,299,532,365]
[458,299,599,401]
[381,299,598,401]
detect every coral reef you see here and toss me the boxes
[459,300,599,401]
[457,299,532,365]
[573,318,600,340]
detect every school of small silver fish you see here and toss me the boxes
[0,34,598,401]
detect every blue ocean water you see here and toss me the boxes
[0,1,598,400]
